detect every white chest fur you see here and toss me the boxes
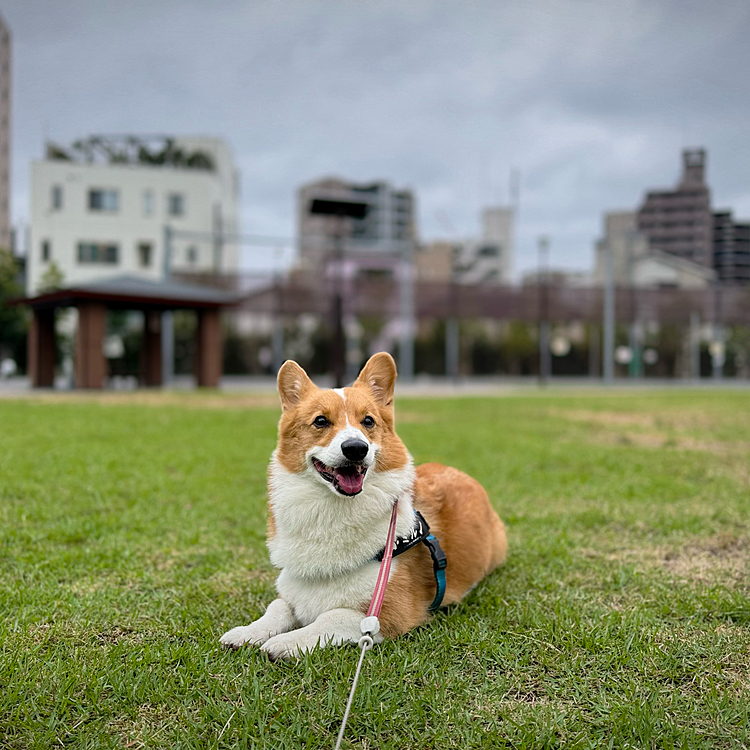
[267,452,416,625]
[275,560,397,626]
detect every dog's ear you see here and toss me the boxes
[277,360,316,411]
[354,352,397,408]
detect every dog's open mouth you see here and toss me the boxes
[312,457,367,496]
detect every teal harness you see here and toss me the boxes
[372,510,447,612]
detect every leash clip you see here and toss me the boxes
[360,616,380,637]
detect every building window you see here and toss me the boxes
[78,242,119,264]
[143,190,154,217]
[41,240,50,262]
[138,242,152,267]
[51,185,63,210]
[89,189,119,212]
[187,246,198,265]
[167,193,185,217]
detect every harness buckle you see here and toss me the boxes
[425,534,447,570]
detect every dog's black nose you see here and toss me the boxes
[341,439,369,462]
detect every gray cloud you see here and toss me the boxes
[6,0,750,274]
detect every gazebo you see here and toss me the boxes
[14,275,237,389]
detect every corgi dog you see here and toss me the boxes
[220,352,507,660]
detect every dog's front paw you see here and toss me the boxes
[261,630,319,661]
[220,622,277,650]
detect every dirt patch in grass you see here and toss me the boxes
[552,407,737,432]
[549,408,657,428]
[578,533,750,590]
[554,408,750,457]
[609,432,750,455]
[109,704,177,748]
[96,626,144,645]
[663,534,749,587]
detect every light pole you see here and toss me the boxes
[603,237,615,383]
[538,236,551,385]
[398,238,415,382]
[161,225,174,386]
[309,198,369,387]
[711,282,724,380]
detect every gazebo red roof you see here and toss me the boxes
[12,275,239,311]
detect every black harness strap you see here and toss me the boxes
[373,510,448,611]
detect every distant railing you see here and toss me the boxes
[175,271,750,326]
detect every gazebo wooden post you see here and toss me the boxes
[195,308,221,387]
[75,302,107,389]
[142,310,163,386]
[28,308,56,387]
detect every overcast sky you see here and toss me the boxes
[4,0,750,276]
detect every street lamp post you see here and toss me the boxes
[538,236,551,385]
[161,225,174,386]
[309,198,369,387]
[603,238,615,383]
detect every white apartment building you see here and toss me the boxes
[28,135,240,294]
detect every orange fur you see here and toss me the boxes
[378,464,507,637]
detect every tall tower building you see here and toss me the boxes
[636,149,712,267]
[0,14,10,249]
[714,210,750,285]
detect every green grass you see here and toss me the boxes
[1,389,749,749]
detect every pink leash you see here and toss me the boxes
[366,498,399,619]
[334,498,399,750]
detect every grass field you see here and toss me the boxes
[1,389,749,749]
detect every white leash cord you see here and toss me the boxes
[334,634,374,750]
[334,500,398,749]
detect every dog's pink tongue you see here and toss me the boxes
[336,467,364,495]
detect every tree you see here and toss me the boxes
[0,248,27,366]
[37,261,65,293]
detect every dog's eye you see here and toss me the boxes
[313,415,330,428]
[362,415,375,428]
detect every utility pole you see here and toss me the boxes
[538,236,551,385]
[161,225,174,386]
[445,271,459,381]
[272,246,284,374]
[398,238,415,382]
[445,317,459,381]
[711,282,724,380]
[603,238,615,383]
[332,221,346,387]
[212,204,224,272]
[308,198,368,387]
[690,311,700,381]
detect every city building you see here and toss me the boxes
[420,206,514,285]
[713,210,750,284]
[28,135,240,294]
[636,149,713,268]
[297,177,416,271]
[594,210,715,290]
[0,13,10,250]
